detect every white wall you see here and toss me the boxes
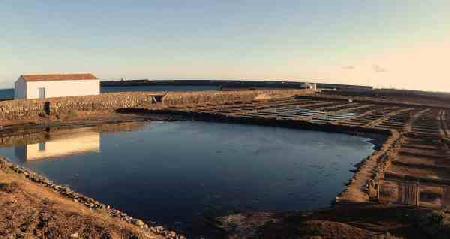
[24,80,100,99]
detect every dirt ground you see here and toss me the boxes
[0,164,163,239]
[209,203,449,239]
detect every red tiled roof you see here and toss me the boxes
[20,73,98,81]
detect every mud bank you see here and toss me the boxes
[209,202,450,239]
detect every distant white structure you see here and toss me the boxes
[15,73,100,99]
[305,83,317,91]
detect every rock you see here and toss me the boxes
[132,219,145,227]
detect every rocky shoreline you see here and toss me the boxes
[0,156,185,239]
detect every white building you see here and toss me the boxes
[15,73,100,99]
[305,83,317,91]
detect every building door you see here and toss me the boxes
[38,87,46,99]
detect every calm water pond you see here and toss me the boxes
[0,121,375,234]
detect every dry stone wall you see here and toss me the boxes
[162,89,310,106]
[0,92,156,120]
[0,90,312,121]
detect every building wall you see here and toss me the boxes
[25,80,100,99]
[14,78,27,99]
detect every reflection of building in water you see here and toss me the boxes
[379,179,450,210]
[15,130,100,161]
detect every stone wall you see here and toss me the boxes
[0,92,157,120]
[0,89,312,121]
[162,89,311,106]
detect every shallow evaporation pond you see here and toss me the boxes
[0,121,375,235]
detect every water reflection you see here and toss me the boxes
[379,179,450,210]
[14,129,100,162]
[8,122,145,163]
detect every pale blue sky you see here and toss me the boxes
[1,0,450,91]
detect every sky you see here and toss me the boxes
[1,0,450,92]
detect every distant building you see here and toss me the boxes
[305,83,317,91]
[15,73,99,99]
